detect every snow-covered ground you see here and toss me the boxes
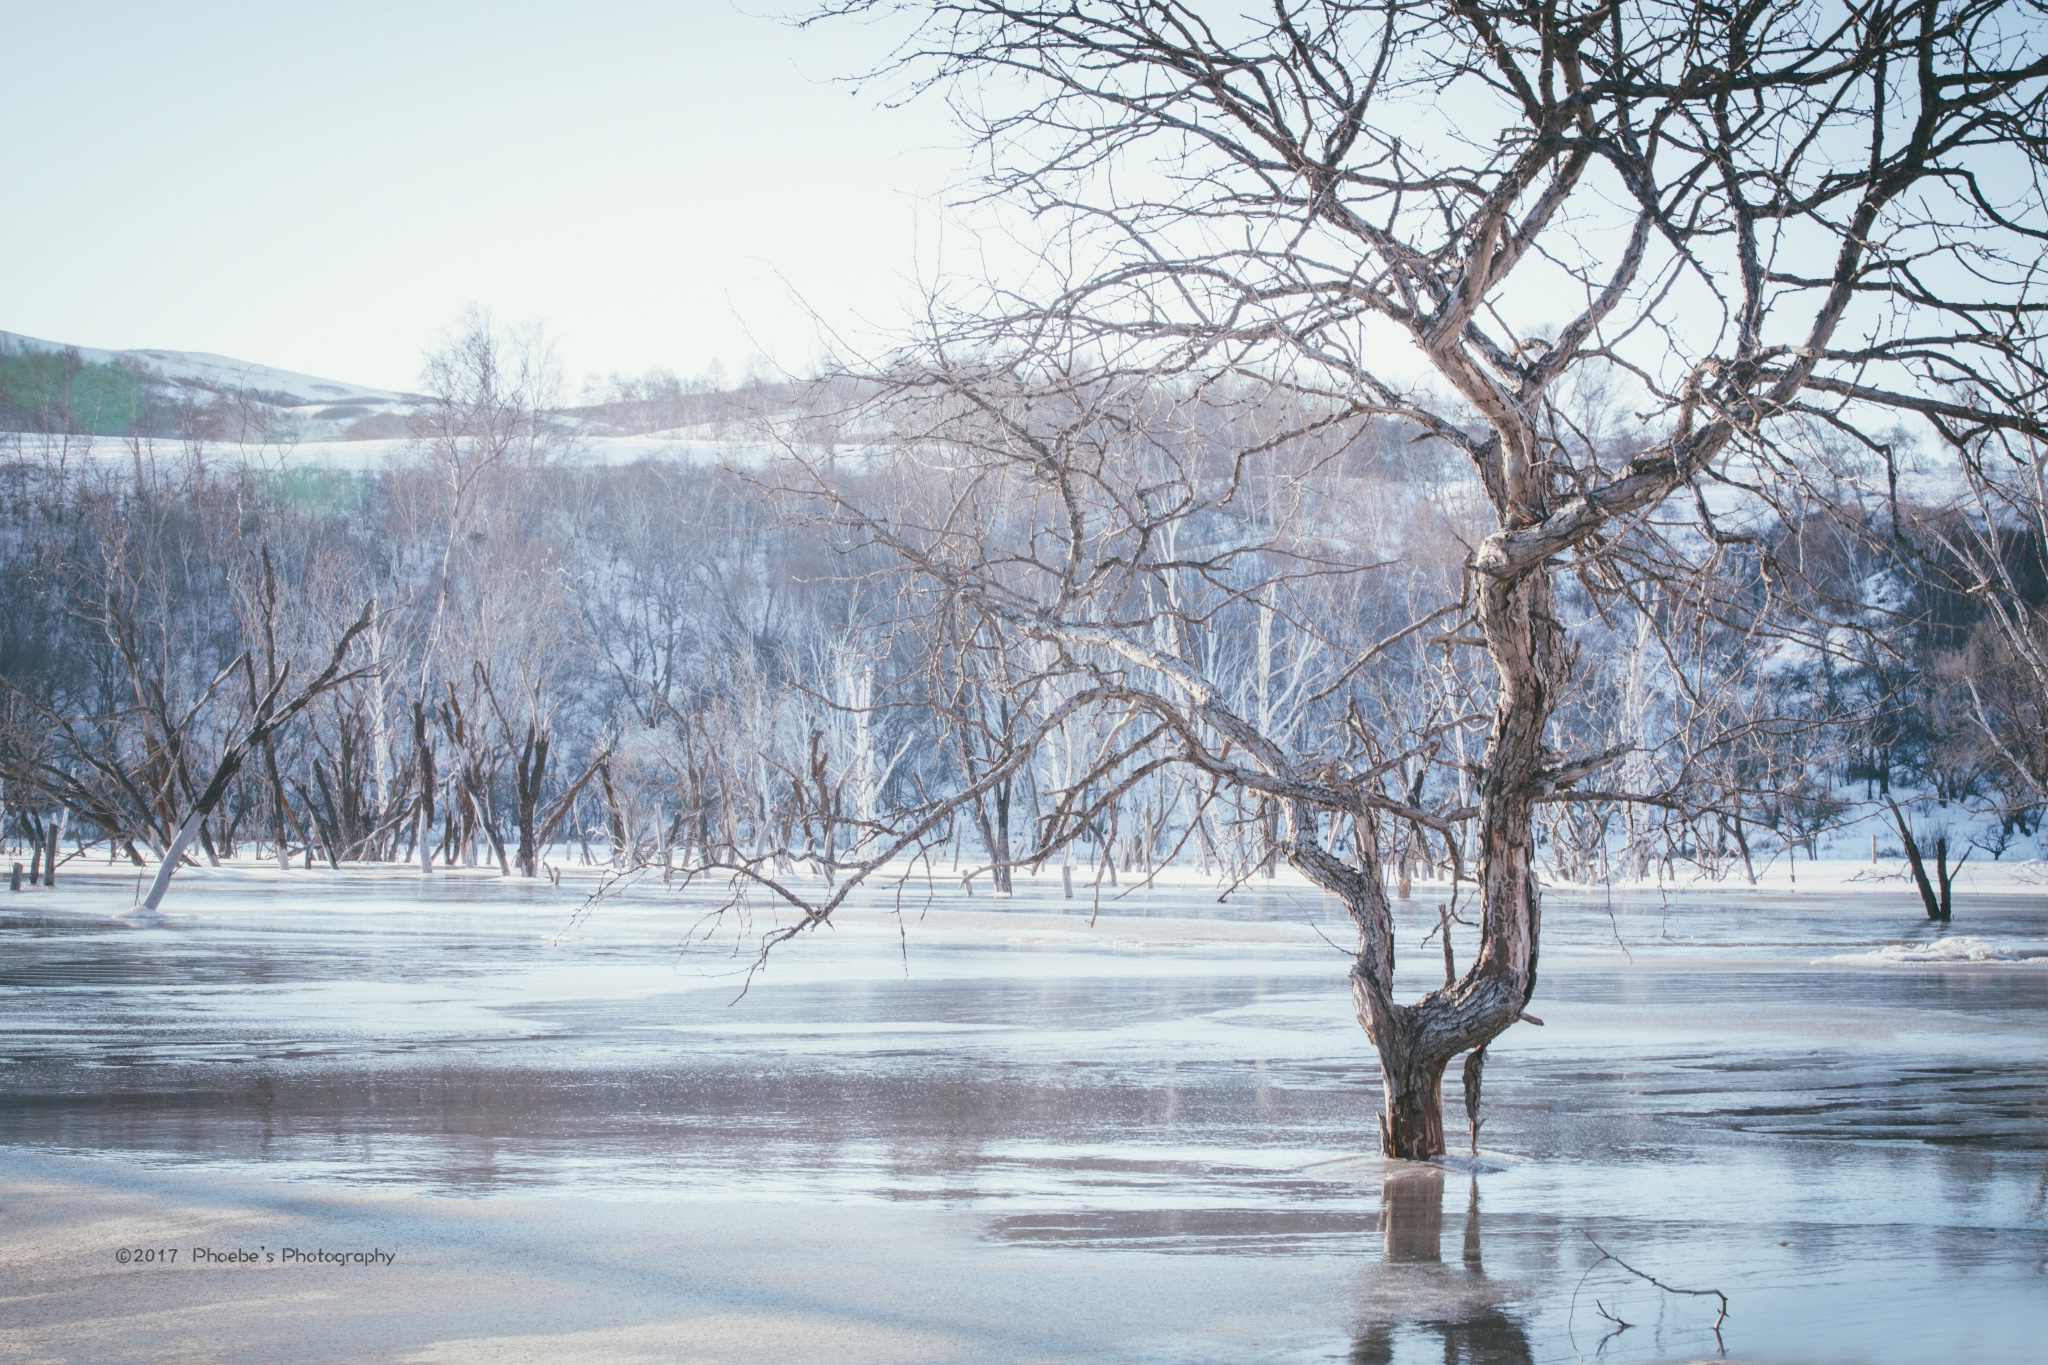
[272,434,790,470]
[4,430,817,472]
[1552,849,2048,898]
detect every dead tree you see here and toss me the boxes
[787,0,2048,1157]
[926,601,1035,894]
[475,658,609,876]
[1888,797,1966,921]
[133,604,373,914]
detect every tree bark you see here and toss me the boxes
[414,701,436,874]
[1380,1044,1449,1160]
[512,725,548,877]
[44,812,63,886]
[139,806,206,913]
[1300,563,1555,1160]
[990,775,1013,895]
[262,732,292,872]
[1889,799,1951,922]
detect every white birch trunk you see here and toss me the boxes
[132,807,205,916]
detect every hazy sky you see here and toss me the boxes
[2,2,957,393]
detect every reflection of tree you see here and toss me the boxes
[1349,1311,1534,1365]
[1380,1167,1446,1263]
[1461,1177,1484,1273]
[1353,1169,1534,1365]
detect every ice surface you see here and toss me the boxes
[1,866,2043,1363]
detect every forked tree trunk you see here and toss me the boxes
[1299,564,1557,1160]
[1890,799,1962,922]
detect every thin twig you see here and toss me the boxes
[1579,1229,1730,1331]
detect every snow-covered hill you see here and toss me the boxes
[0,330,418,439]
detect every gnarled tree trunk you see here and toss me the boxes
[1297,559,1558,1160]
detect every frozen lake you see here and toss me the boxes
[1,867,2043,1363]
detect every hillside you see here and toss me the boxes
[0,330,417,441]
[0,330,813,456]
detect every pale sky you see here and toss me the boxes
[1,2,956,394]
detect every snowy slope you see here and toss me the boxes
[0,330,419,442]
[0,330,413,408]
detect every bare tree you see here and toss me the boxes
[770,0,2048,1157]
[130,603,373,915]
[404,310,570,872]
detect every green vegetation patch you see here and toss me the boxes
[0,347,143,436]
[251,465,375,515]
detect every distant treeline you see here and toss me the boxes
[1,325,2042,896]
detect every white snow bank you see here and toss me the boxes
[1813,936,2048,966]
[1432,1151,1524,1174]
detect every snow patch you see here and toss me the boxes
[1433,1151,1524,1173]
[1813,936,2048,966]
